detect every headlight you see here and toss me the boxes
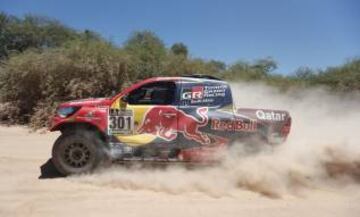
[56,106,80,118]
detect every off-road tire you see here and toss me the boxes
[51,130,105,175]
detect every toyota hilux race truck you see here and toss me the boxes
[49,75,291,175]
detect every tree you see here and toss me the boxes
[0,12,93,59]
[253,57,277,74]
[82,29,102,41]
[314,58,360,91]
[170,42,188,57]
[209,60,226,72]
[124,30,166,79]
[294,67,315,79]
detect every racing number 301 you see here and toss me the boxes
[109,116,132,132]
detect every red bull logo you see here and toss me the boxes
[138,106,210,144]
[211,118,257,132]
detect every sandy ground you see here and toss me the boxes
[0,126,359,217]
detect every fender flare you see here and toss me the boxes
[51,122,108,143]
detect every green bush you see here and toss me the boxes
[0,40,129,127]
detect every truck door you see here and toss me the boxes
[108,81,180,151]
[178,80,234,148]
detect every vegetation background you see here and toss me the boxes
[0,13,359,128]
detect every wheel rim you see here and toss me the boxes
[63,142,91,168]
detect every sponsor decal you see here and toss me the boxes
[211,118,257,132]
[182,84,228,104]
[138,106,210,144]
[203,85,227,98]
[256,110,286,121]
[182,86,204,100]
[85,111,95,119]
[84,110,101,122]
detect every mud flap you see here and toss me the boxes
[38,159,65,179]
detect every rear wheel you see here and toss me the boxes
[51,130,105,175]
[228,134,271,156]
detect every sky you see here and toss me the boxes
[1,0,359,74]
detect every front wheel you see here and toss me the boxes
[51,131,105,175]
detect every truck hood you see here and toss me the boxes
[59,97,112,107]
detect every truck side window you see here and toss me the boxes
[127,81,176,105]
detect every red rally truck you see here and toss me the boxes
[49,75,291,175]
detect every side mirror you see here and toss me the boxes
[122,94,128,102]
[120,95,128,110]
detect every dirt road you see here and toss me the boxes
[0,126,359,217]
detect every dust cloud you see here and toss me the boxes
[72,82,360,198]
